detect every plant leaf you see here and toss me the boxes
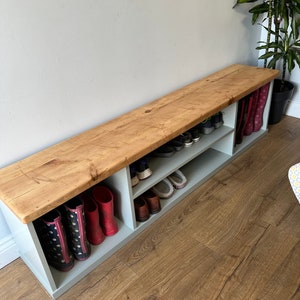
[249,3,269,14]
[236,0,258,3]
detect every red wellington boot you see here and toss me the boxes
[92,185,118,236]
[80,192,105,245]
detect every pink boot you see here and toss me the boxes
[240,95,254,138]
[253,83,270,132]
[92,186,118,236]
[80,192,105,245]
[244,89,259,136]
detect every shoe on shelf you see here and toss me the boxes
[36,209,74,272]
[243,90,259,136]
[244,90,259,136]
[151,178,174,199]
[253,83,270,131]
[92,185,119,236]
[168,135,185,151]
[142,190,161,214]
[64,197,91,261]
[212,111,224,129]
[181,132,193,147]
[151,145,175,157]
[200,118,214,134]
[130,164,139,187]
[136,157,152,180]
[134,197,150,222]
[81,192,105,246]
[167,170,187,189]
[191,126,201,143]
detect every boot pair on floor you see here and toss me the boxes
[35,185,118,272]
[236,83,270,145]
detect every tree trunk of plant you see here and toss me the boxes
[273,0,281,66]
[273,0,285,91]
[264,0,273,68]
[281,58,287,91]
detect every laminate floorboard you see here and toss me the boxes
[1,116,299,300]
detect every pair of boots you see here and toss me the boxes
[36,185,118,272]
[82,185,118,245]
[236,83,270,144]
[36,197,91,272]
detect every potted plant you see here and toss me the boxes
[234,0,300,124]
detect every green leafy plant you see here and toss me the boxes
[235,0,300,92]
[257,21,300,90]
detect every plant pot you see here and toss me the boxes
[268,79,294,125]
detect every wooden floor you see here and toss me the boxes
[1,116,300,300]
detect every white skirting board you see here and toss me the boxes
[286,99,300,119]
[0,235,19,269]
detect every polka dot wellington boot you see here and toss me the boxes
[253,83,270,132]
[64,197,91,261]
[244,89,259,136]
[36,209,74,272]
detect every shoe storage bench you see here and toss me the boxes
[0,64,279,298]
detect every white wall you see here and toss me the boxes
[286,67,300,118]
[0,1,259,264]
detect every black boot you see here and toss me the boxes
[64,197,91,261]
[35,209,74,272]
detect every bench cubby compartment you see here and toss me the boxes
[234,82,273,155]
[132,106,236,198]
[131,105,237,231]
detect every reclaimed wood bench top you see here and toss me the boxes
[0,64,279,223]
